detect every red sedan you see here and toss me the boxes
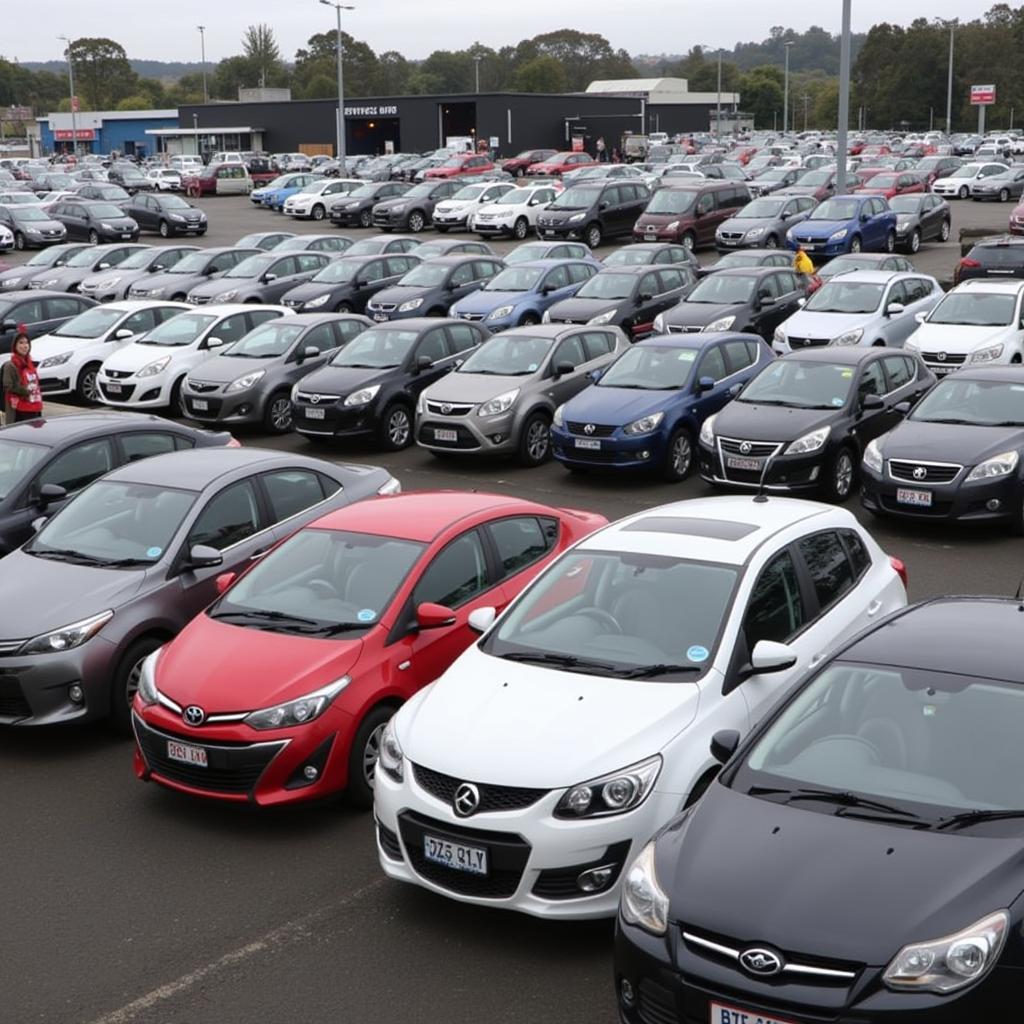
[527,151,598,176]
[855,171,926,200]
[423,154,495,179]
[131,492,606,808]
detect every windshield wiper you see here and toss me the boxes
[497,651,618,673]
[935,808,1024,831]
[27,547,112,566]
[620,663,702,679]
[917,417,976,425]
[209,608,322,628]
[748,785,923,819]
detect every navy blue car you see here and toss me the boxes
[550,332,774,479]
[786,194,897,259]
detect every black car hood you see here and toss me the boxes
[97,217,137,229]
[662,784,1024,965]
[663,301,748,329]
[540,209,589,224]
[880,420,1024,467]
[547,296,622,320]
[371,285,430,304]
[714,401,838,442]
[375,197,419,212]
[299,364,394,397]
[283,280,344,302]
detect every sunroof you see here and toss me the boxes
[622,516,758,541]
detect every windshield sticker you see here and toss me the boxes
[146,546,162,559]
[831,396,844,407]
[840,369,853,378]
[527,363,539,371]
[357,608,376,622]
[686,644,709,664]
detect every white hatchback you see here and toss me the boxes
[932,162,1008,198]
[471,185,561,239]
[282,179,363,221]
[374,496,907,919]
[96,304,287,415]
[431,181,517,231]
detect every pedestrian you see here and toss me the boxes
[611,146,621,164]
[2,328,43,424]
[596,136,607,162]
[793,246,815,277]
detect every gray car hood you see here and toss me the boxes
[189,353,284,384]
[426,370,536,404]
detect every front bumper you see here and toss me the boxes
[786,237,848,257]
[38,372,73,396]
[416,411,519,455]
[373,210,409,228]
[329,208,365,225]
[552,424,667,471]
[97,371,173,408]
[291,398,378,438]
[861,463,1020,523]
[473,218,516,236]
[537,222,583,240]
[432,211,470,228]
[182,386,263,425]
[698,440,825,493]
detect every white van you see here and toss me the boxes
[211,152,244,165]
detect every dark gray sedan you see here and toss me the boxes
[185,251,332,306]
[127,247,262,301]
[0,446,398,730]
[890,193,952,253]
[971,164,1024,202]
[716,194,817,252]
[181,313,372,432]
[28,243,149,293]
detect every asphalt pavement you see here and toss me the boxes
[2,192,1023,1024]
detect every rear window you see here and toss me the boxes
[970,244,1024,267]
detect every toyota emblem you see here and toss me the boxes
[936,352,947,362]
[310,393,322,405]
[912,466,927,481]
[440,402,453,414]
[584,423,596,435]
[739,948,784,977]
[183,705,206,727]
[453,782,481,817]
[739,441,753,455]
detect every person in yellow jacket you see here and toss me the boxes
[793,247,815,276]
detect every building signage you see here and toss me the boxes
[344,105,398,117]
[54,129,96,141]
[971,84,996,106]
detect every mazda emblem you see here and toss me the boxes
[310,393,322,405]
[453,782,481,817]
[936,352,947,362]
[183,705,206,727]
[584,423,596,435]
[739,948,784,977]
[739,441,753,455]
[440,402,453,414]
[912,466,927,481]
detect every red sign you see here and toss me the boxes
[971,84,996,106]
[54,129,95,141]
[570,136,584,152]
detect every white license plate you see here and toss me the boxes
[305,407,326,419]
[166,739,208,767]
[544,229,556,236]
[433,428,458,442]
[644,231,656,241]
[897,487,932,507]
[575,438,601,450]
[710,1001,796,1024]
[932,365,955,375]
[727,456,762,472]
[192,399,208,411]
[105,383,122,394]
[423,834,488,875]
[372,312,388,322]
[121,233,132,239]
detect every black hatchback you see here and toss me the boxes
[329,181,411,228]
[535,180,652,249]
[616,596,1024,1023]
[279,251,422,315]
[48,200,140,244]
[121,192,207,237]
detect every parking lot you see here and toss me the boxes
[3,194,1023,1024]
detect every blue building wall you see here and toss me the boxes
[41,116,177,156]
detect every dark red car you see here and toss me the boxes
[132,492,606,808]
[501,148,557,176]
[855,171,926,200]
[527,151,598,177]
[1010,200,1024,236]
[423,154,495,179]
[858,144,891,160]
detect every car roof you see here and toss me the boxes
[499,323,603,340]
[625,243,686,252]
[781,346,882,366]
[594,265,653,277]
[312,491,545,543]
[708,266,787,279]
[971,234,1024,248]
[0,411,181,448]
[579,495,835,567]
[638,331,761,351]
[106,447,292,491]
[264,312,371,327]
[105,299,191,313]
[504,258,590,269]
[418,254,496,266]
[0,289,90,301]
[957,278,1024,293]
[947,364,1024,383]
[829,269,920,284]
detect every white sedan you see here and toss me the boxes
[374,495,907,919]
[282,178,363,221]
[0,223,12,251]
[471,184,561,239]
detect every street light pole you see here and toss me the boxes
[197,25,208,103]
[782,40,794,134]
[474,56,481,94]
[946,22,955,135]
[57,35,77,157]
[716,51,722,141]
[319,0,355,164]
[836,0,852,193]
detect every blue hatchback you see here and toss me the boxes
[251,173,322,210]
[551,332,774,479]
[449,258,597,331]
[786,194,897,259]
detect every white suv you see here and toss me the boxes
[374,496,907,919]
[431,181,517,231]
[471,185,560,239]
[905,279,1024,376]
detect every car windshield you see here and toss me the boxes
[118,249,161,270]
[911,377,1024,426]
[398,263,450,287]
[737,198,786,218]
[159,195,190,210]
[686,275,756,304]
[348,185,383,199]
[645,189,697,215]
[797,170,832,185]
[549,186,601,211]
[599,344,696,389]
[867,174,899,188]
[298,181,325,194]
[313,259,364,284]
[224,254,275,279]
[67,247,110,267]
[98,187,128,199]
[224,323,306,359]
[209,528,424,635]
[264,175,292,189]
[482,266,543,292]
[0,439,47,501]
[714,253,765,269]
[452,184,487,200]
[926,291,1017,327]
[890,196,925,214]
[950,165,982,179]
[575,272,636,300]
[504,244,553,264]
[16,208,52,223]
[138,312,216,346]
[740,358,855,409]
[492,189,533,206]
[27,481,195,567]
[168,252,213,274]
[459,334,551,375]
[740,660,1024,817]
[483,549,737,678]
[756,169,789,182]
[805,280,885,314]
[405,184,435,198]
[811,198,864,221]
[331,327,417,368]
[87,204,126,219]
[344,240,387,256]
[25,247,74,267]
[52,306,127,339]
[604,249,659,266]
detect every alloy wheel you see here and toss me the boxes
[671,433,693,477]
[526,419,549,462]
[388,407,410,447]
[834,451,854,499]
[269,397,291,432]
[125,656,147,705]
[362,722,386,789]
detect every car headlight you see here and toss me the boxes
[390,204,407,213]
[773,326,786,344]
[344,384,381,406]
[99,222,114,231]
[170,214,185,222]
[665,221,679,231]
[541,309,551,323]
[588,309,617,325]
[147,287,165,298]
[243,676,351,730]
[137,355,171,378]
[904,336,920,351]
[377,717,404,782]
[832,328,864,346]
[303,293,331,308]
[290,382,300,401]
[479,388,520,417]
[883,910,1009,994]
[896,217,911,230]
[398,297,424,312]
[624,411,665,435]
[487,304,514,320]
[217,289,239,302]
[569,213,586,222]
[786,425,831,454]
[227,369,266,393]
[966,450,1019,481]
[970,343,1004,364]
[704,315,736,332]
[699,413,718,446]
[377,476,402,496]
[135,647,163,705]
[785,228,795,240]
[20,609,114,655]
[3,277,21,287]
[863,438,883,473]
[554,755,661,819]
[620,841,669,935]
[552,403,565,427]
[745,226,766,239]
[40,351,73,367]
[829,228,849,241]
[98,276,121,289]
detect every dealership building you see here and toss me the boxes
[39,109,178,156]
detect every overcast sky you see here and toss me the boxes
[11,1,989,63]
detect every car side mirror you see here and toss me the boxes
[860,213,870,222]
[415,354,432,373]
[637,292,653,303]
[796,297,806,307]
[215,571,237,595]
[354,279,367,288]
[914,310,928,324]
[468,606,496,633]
[885,302,905,317]
[416,602,457,629]
[1,319,16,332]
[554,360,575,377]
[206,336,223,349]
[861,393,884,411]
[186,544,223,569]
[113,328,134,340]
[37,483,67,508]
[98,262,111,270]
[589,367,603,382]
[697,375,715,392]
[302,345,319,361]
[262,273,277,283]
[599,201,609,210]
[746,639,798,676]
[894,400,911,414]
[758,292,774,306]
[710,729,740,765]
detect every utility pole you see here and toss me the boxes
[197,26,208,103]
[716,51,722,142]
[802,93,810,132]
[946,22,955,135]
[782,40,794,134]
[836,0,852,193]
[474,56,481,93]
[57,35,77,157]
[319,0,355,163]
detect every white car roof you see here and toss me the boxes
[105,299,193,313]
[577,496,839,567]
[829,269,932,285]
[956,278,1024,294]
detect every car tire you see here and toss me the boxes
[513,216,529,240]
[585,222,602,249]
[663,427,694,481]
[884,230,896,253]
[1000,189,1010,203]
[359,209,372,228]
[158,220,170,238]
[939,219,951,242]
[407,210,425,233]
[88,229,99,245]
[680,231,696,252]
[906,229,921,254]
[346,704,397,809]
[764,234,778,249]
[518,311,541,326]
[518,411,551,467]
[312,204,326,221]
[848,235,862,253]
[109,636,164,736]
[824,445,856,503]
[76,362,102,404]
[168,377,186,419]
[379,401,412,450]
[263,391,292,434]
[14,232,25,251]
[958,185,969,199]
[334,301,353,313]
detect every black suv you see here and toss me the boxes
[371,180,463,232]
[280,252,423,314]
[535,180,652,249]
[956,235,1024,284]
[330,181,411,228]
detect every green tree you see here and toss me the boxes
[299,73,337,100]
[416,50,477,93]
[513,55,567,93]
[738,66,784,128]
[242,24,284,87]
[294,31,378,98]
[375,51,411,95]
[66,37,138,109]
[530,30,637,91]
[166,72,206,106]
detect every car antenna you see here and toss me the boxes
[753,452,776,504]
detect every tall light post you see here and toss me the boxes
[945,21,956,135]
[57,35,77,157]
[715,50,722,141]
[197,25,208,103]
[782,40,795,135]
[836,0,852,193]
[474,56,482,94]
[319,0,355,163]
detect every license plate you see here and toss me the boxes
[727,456,762,471]
[423,834,488,875]
[192,399,208,411]
[710,1001,796,1024]
[932,365,954,376]
[433,428,458,442]
[544,229,555,236]
[305,407,326,419]
[575,438,601,450]
[897,487,932,507]
[105,383,122,394]
[372,312,388,322]
[644,231,656,241]
[121,233,132,239]
[166,739,207,767]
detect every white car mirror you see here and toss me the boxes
[468,607,497,634]
[749,640,798,675]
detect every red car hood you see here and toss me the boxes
[156,615,365,712]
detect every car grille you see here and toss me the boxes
[295,390,341,404]
[888,459,962,484]
[566,421,616,437]
[133,716,285,795]
[719,437,782,458]
[186,380,220,394]
[786,336,831,348]
[718,231,745,241]
[282,298,304,308]
[369,302,397,312]
[40,378,70,394]
[187,295,212,305]
[0,677,31,718]
[666,325,703,334]
[103,369,133,380]
[458,313,487,321]
[99,382,136,400]
[921,351,967,366]
[412,763,548,814]
[425,400,473,417]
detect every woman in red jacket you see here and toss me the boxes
[2,328,43,423]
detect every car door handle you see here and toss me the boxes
[867,599,883,616]
[249,547,270,561]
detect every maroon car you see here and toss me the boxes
[501,148,557,176]
[527,151,598,177]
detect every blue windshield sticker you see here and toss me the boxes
[687,644,709,664]
[831,396,844,407]
[527,363,539,372]
[357,608,376,622]
[146,546,162,559]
